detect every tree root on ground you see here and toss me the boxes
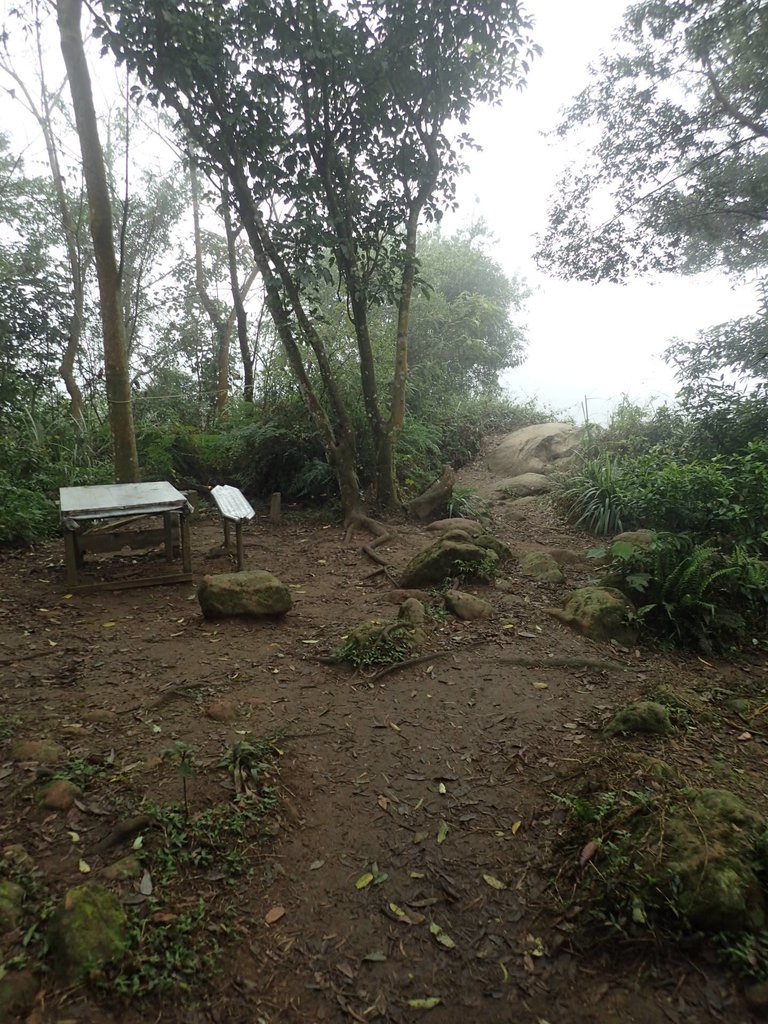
[368,647,630,682]
[344,511,396,568]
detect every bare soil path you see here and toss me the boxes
[0,453,766,1023]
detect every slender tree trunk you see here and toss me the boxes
[222,195,258,404]
[376,204,420,507]
[57,0,138,482]
[189,158,230,419]
[226,164,362,520]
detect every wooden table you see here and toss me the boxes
[59,482,193,592]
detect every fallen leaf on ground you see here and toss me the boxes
[309,859,325,870]
[579,840,599,867]
[511,820,522,835]
[482,874,506,890]
[429,922,456,949]
[407,997,441,1010]
[78,859,91,873]
[437,820,449,844]
[533,682,548,690]
[265,905,286,925]
[356,872,374,890]
[362,950,387,962]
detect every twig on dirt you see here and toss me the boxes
[368,648,630,683]
[367,638,495,682]
[723,717,768,740]
[0,648,66,666]
[93,814,155,853]
[498,655,631,671]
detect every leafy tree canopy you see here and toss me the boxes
[536,0,768,284]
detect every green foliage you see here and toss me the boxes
[554,453,624,535]
[445,487,490,522]
[616,442,768,545]
[109,900,220,997]
[605,534,768,652]
[332,622,416,668]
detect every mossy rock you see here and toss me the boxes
[399,538,499,588]
[473,534,512,563]
[0,880,25,932]
[661,795,765,932]
[197,570,292,619]
[520,551,565,584]
[614,787,767,934]
[548,586,636,645]
[332,617,420,668]
[0,971,37,1020]
[605,701,673,737]
[49,884,128,981]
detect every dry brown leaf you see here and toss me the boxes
[265,905,286,925]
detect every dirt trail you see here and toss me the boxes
[0,454,764,1023]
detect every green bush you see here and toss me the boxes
[604,533,768,652]
[554,453,624,535]
[615,442,768,546]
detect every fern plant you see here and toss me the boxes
[605,534,749,652]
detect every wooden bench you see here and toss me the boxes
[210,485,256,571]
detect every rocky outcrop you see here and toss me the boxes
[495,473,553,497]
[197,570,292,619]
[487,423,583,477]
[400,533,509,589]
[547,586,636,645]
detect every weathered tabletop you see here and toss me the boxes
[59,482,191,521]
[58,482,193,591]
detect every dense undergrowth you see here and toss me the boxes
[555,397,768,653]
[0,390,547,545]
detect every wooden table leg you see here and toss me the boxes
[180,513,192,574]
[63,529,80,589]
[163,512,175,562]
[236,522,244,571]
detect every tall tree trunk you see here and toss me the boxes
[189,157,230,419]
[57,0,139,482]
[376,204,420,507]
[226,164,362,520]
[222,192,258,403]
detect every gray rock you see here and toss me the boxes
[399,539,498,589]
[398,598,426,628]
[487,423,583,477]
[520,552,565,584]
[10,739,64,763]
[612,529,655,550]
[197,570,292,619]
[444,590,495,621]
[426,518,483,536]
[101,855,142,881]
[496,472,553,497]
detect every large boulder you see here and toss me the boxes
[547,586,636,644]
[49,885,128,981]
[487,423,583,477]
[197,570,292,619]
[400,535,508,588]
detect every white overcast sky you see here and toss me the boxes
[447,0,757,423]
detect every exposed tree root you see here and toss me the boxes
[368,647,630,682]
[343,511,396,569]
